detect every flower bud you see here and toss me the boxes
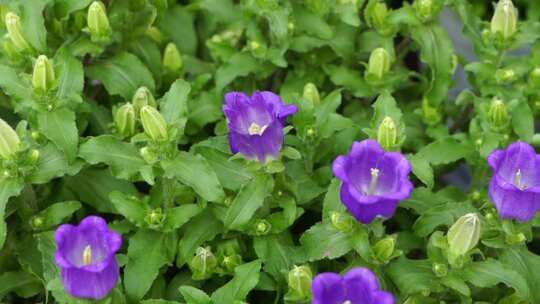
[365,0,389,33]
[415,0,433,20]
[221,254,242,273]
[146,26,166,44]
[422,99,441,126]
[30,216,44,229]
[0,118,21,159]
[529,67,540,87]
[32,55,56,93]
[132,87,157,115]
[366,48,390,81]
[115,103,136,138]
[373,235,396,262]
[490,0,518,40]
[140,105,168,142]
[87,1,111,42]
[488,98,509,131]
[145,208,165,228]
[28,149,40,165]
[330,211,354,233]
[432,263,448,277]
[287,265,312,299]
[5,12,31,52]
[162,42,183,73]
[447,213,481,257]
[189,246,218,280]
[377,116,397,151]
[506,232,526,245]
[302,83,320,106]
[495,68,516,84]
[254,219,271,236]
[140,146,158,164]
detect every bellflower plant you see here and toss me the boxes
[55,216,122,300]
[312,267,394,304]
[333,139,413,224]
[488,141,540,221]
[223,91,298,163]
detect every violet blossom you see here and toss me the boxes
[488,141,540,221]
[223,91,298,163]
[312,267,394,304]
[55,216,122,300]
[333,139,413,224]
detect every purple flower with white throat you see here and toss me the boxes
[312,267,394,304]
[223,91,298,163]
[488,141,540,222]
[333,139,413,224]
[55,216,122,300]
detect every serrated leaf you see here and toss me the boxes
[162,204,202,232]
[37,108,79,163]
[33,201,81,229]
[512,100,534,142]
[386,257,442,294]
[109,191,146,227]
[299,222,353,261]
[160,79,190,125]
[177,210,222,268]
[463,259,530,299]
[179,286,211,304]
[211,260,262,303]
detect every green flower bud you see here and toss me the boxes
[432,263,448,277]
[495,68,516,84]
[422,99,441,126]
[145,208,165,228]
[488,98,509,131]
[303,83,320,106]
[490,0,518,40]
[330,211,354,233]
[506,232,526,245]
[28,149,40,165]
[32,55,56,93]
[162,42,183,73]
[377,116,397,151]
[287,265,313,299]
[132,87,157,115]
[366,48,390,80]
[3,40,20,60]
[140,105,168,142]
[373,235,396,262]
[529,67,540,87]
[0,118,21,159]
[221,254,242,273]
[87,1,112,42]
[115,103,136,138]
[365,0,389,34]
[5,12,31,52]
[415,0,433,20]
[254,219,271,236]
[189,246,218,280]
[140,146,158,164]
[146,26,166,44]
[447,213,481,257]
[30,216,44,229]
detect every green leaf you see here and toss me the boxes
[177,210,222,268]
[215,52,261,90]
[19,0,51,51]
[415,138,473,166]
[223,174,274,230]
[409,155,434,188]
[79,135,146,179]
[211,260,262,303]
[162,152,225,203]
[37,108,79,163]
[54,0,93,18]
[33,201,81,229]
[162,204,202,232]
[179,286,211,304]
[463,259,530,299]
[299,222,353,261]
[0,65,30,100]
[159,6,197,55]
[109,191,147,227]
[413,201,475,237]
[386,257,442,295]
[124,230,177,302]
[512,100,534,141]
[500,247,540,302]
[86,52,155,99]
[0,177,24,249]
[54,49,84,100]
[321,179,346,221]
[160,79,190,125]
[253,234,301,283]
[0,271,41,299]
[29,143,82,184]
[323,65,373,97]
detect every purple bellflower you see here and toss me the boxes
[223,91,298,163]
[488,141,540,222]
[333,139,413,224]
[312,267,394,304]
[55,216,122,300]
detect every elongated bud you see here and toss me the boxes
[302,83,320,106]
[287,265,312,299]
[5,12,31,52]
[447,213,481,256]
[32,55,56,93]
[163,42,183,73]
[132,87,157,114]
[140,105,168,142]
[377,116,397,150]
[146,26,166,44]
[254,219,271,236]
[115,103,136,138]
[488,98,509,130]
[373,235,396,262]
[28,149,40,165]
[330,211,354,233]
[0,118,21,159]
[365,0,389,33]
[189,246,218,280]
[490,0,518,40]
[87,1,111,42]
[366,48,390,81]
[145,208,165,228]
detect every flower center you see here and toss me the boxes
[367,168,380,195]
[343,301,352,304]
[83,245,93,266]
[248,122,268,136]
[514,169,525,190]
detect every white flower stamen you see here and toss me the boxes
[248,122,268,136]
[83,245,92,266]
[368,168,380,195]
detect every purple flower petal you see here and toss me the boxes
[312,272,346,304]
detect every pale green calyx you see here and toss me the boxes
[115,103,136,138]
[140,105,168,142]
[5,12,31,52]
[162,42,183,73]
[287,265,313,298]
[302,83,320,106]
[32,55,56,93]
[132,87,157,115]
[487,98,509,130]
[87,1,111,42]
[447,213,481,256]
[0,118,21,159]
[190,246,218,280]
[490,0,518,39]
[330,211,354,232]
[367,48,390,80]
[365,0,389,33]
[377,116,397,150]
[373,236,396,262]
